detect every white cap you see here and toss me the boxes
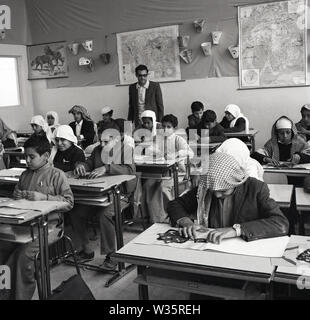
[101,106,112,115]
[276,118,292,130]
[55,125,78,144]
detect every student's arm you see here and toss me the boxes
[167,187,198,227]
[155,83,164,122]
[251,151,267,164]
[223,118,246,132]
[107,163,135,175]
[75,147,96,175]
[175,136,194,159]
[240,183,289,241]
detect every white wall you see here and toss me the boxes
[32,77,310,149]
[0,44,34,131]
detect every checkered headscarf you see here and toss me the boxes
[68,105,92,122]
[197,152,248,226]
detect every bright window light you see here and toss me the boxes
[0,57,20,107]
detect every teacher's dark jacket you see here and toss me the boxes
[69,119,95,149]
[167,177,289,241]
[128,81,164,126]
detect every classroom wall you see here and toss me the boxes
[0,44,34,131]
[32,76,310,148]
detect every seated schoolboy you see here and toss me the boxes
[0,117,16,148]
[295,104,310,141]
[53,125,85,172]
[252,116,310,166]
[30,115,50,141]
[140,114,194,223]
[197,110,226,143]
[220,104,249,133]
[167,152,289,243]
[188,101,204,130]
[71,127,136,270]
[0,135,73,300]
[46,111,60,134]
[97,107,120,134]
[68,105,95,149]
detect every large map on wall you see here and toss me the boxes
[117,25,181,85]
[238,0,308,88]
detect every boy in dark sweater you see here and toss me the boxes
[198,110,226,143]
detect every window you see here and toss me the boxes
[0,57,20,107]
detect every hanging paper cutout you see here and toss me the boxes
[201,42,212,56]
[82,40,93,52]
[179,49,193,64]
[211,31,222,45]
[177,35,190,48]
[193,19,206,33]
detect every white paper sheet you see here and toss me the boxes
[133,223,289,258]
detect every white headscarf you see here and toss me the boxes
[141,110,157,137]
[46,111,60,129]
[225,104,249,132]
[30,115,48,132]
[216,138,264,181]
[275,118,292,130]
[54,125,78,144]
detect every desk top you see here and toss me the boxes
[268,184,294,208]
[263,163,310,176]
[224,129,258,137]
[295,188,310,210]
[114,223,275,281]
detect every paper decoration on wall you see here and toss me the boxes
[0,30,5,40]
[193,19,206,33]
[179,49,193,64]
[228,45,239,59]
[201,42,212,56]
[79,57,95,71]
[67,42,80,55]
[82,40,93,52]
[100,53,111,64]
[177,35,190,48]
[211,31,222,45]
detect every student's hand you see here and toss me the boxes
[291,154,301,164]
[178,217,198,240]
[298,127,310,135]
[24,191,47,201]
[87,166,107,179]
[74,163,87,177]
[13,188,25,200]
[264,157,280,167]
[205,227,237,244]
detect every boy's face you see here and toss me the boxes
[213,188,235,199]
[31,124,43,134]
[46,115,55,126]
[301,110,310,126]
[73,112,82,123]
[277,128,292,144]
[193,110,203,120]
[162,121,174,136]
[142,117,153,131]
[25,147,49,170]
[102,113,111,123]
[56,138,72,152]
[203,121,216,130]
[225,111,235,122]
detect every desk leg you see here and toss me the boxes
[37,217,47,299]
[251,136,255,153]
[299,211,305,235]
[137,266,149,300]
[104,187,136,287]
[43,216,51,297]
[172,163,179,198]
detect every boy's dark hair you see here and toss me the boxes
[135,64,148,74]
[24,135,51,155]
[191,101,204,113]
[202,110,217,123]
[301,104,310,113]
[161,114,178,128]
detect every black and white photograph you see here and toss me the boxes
[0,0,310,306]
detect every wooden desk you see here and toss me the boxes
[0,199,68,299]
[268,184,294,208]
[224,129,259,151]
[263,163,310,177]
[295,188,310,235]
[113,223,275,300]
[3,148,25,168]
[135,158,181,198]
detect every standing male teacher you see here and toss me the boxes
[128,64,164,127]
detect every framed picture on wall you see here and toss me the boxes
[27,41,69,80]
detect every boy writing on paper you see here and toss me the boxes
[167,153,288,243]
[0,135,74,300]
[71,126,136,270]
